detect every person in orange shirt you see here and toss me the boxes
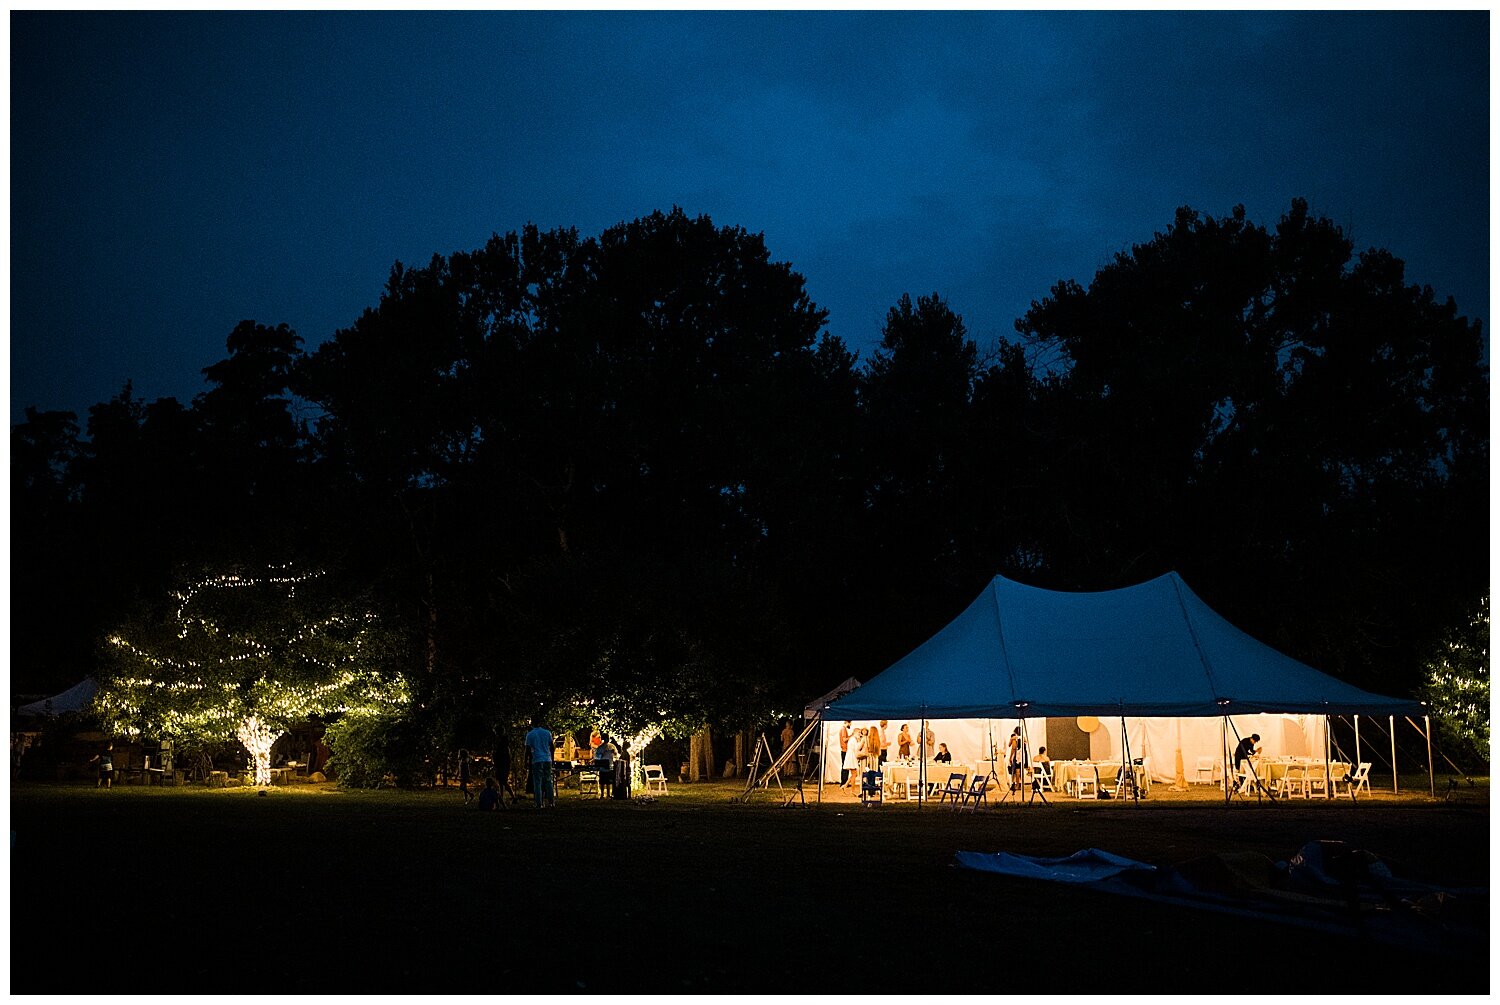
[838,721,852,785]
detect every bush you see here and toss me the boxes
[324,712,435,788]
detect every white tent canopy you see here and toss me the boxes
[816,573,1419,787]
[16,677,98,717]
[823,572,1419,720]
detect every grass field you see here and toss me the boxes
[10,776,1489,993]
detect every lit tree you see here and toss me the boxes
[96,566,411,785]
[1420,595,1489,765]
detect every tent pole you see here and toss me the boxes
[817,718,824,804]
[1424,715,1434,797]
[1389,715,1398,795]
[1323,714,1332,800]
[1354,715,1362,767]
[1221,715,1231,806]
[919,713,927,808]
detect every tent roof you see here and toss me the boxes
[825,573,1420,720]
[16,677,98,717]
[804,676,862,718]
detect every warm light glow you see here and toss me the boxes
[97,567,410,773]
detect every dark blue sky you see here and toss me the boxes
[10,11,1489,424]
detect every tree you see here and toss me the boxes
[1420,596,1489,767]
[1015,200,1488,695]
[96,566,410,785]
[297,209,857,728]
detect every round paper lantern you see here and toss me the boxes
[1076,715,1100,733]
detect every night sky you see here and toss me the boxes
[9,11,1489,425]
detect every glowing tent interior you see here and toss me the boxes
[815,572,1424,789]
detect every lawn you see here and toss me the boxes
[10,776,1489,993]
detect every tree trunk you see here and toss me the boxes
[688,732,703,782]
[236,715,282,787]
[733,732,747,778]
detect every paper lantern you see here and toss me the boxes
[1076,715,1100,733]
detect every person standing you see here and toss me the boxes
[1234,733,1262,792]
[458,748,473,804]
[838,721,852,786]
[923,723,935,757]
[864,724,883,784]
[897,724,913,760]
[1007,727,1024,791]
[493,731,518,807]
[877,720,890,765]
[524,718,556,809]
[91,743,114,789]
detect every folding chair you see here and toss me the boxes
[1194,757,1218,785]
[1070,765,1098,799]
[644,764,668,794]
[959,775,989,812]
[1333,762,1372,798]
[860,770,884,807]
[1030,763,1053,793]
[578,769,601,797]
[937,772,967,807]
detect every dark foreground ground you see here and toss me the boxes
[10,776,1490,993]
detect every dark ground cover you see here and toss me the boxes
[10,778,1489,993]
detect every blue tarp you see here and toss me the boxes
[824,572,1420,720]
[956,841,1487,956]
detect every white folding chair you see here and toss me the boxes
[1194,757,1219,785]
[1274,765,1305,799]
[1333,762,1372,798]
[1071,765,1098,799]
[578,769,601,797]
[1030,762,1053,793]
[644,764,668,794]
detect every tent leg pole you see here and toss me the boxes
[1389,715,1398,796]
[817,721,824,804]
[1354,715,1362,768]
[1326,717,1338,804]
[1424,715,1434,798]
[919,715,926,808]
[1221,715,1231,806]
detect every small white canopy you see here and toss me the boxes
[16,677,98,717]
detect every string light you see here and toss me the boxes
[100,566,409,786]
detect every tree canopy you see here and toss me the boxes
[14,201,1488,773]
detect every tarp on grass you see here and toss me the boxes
[956,840,1486,956]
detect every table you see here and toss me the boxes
[268,767,293,786]
[1243,758,1349,797]
[1051,760,1146,798]
[882,761,971,799]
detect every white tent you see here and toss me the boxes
[16,677,98,717]
[816,573,1423,788]
[803,677,861,719]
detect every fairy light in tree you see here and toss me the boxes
[98,566,409,787]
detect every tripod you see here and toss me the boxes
[1114,718,1141,804]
